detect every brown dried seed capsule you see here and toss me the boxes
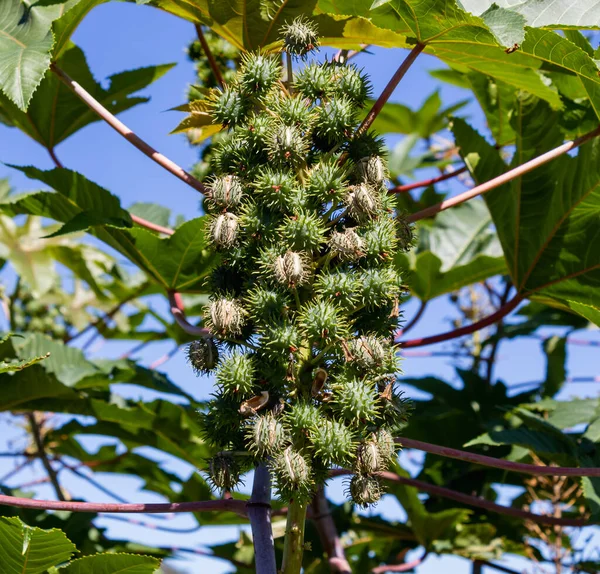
[349,474,382,507]
[211,212,239,248]
[357,155,387,185]
[239,391,270,416]
[311,368,328,397]
[329,228,364,260]
[209,298,245,335]
[345,183,380,221]
[209,175,244,209]
[274,251,309,287]
[355,440,381,474]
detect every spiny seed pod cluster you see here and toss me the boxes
[189,17,413,506]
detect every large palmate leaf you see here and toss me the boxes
[396,201,506,301]
[318,0,600,121]
[452,96,600,325]
[0,43,174,150]
[461,1,600,28]
[0,516,77,573]
[1,167,217,291]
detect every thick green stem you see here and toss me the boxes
[281,498,308,574]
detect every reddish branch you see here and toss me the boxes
[330,470,587,527]
[407,125,600,222]
[311,489,351,573]
[356,43,425,137]
[194,24,226,88]
[372,551,428,573]
[398,294,523,348]
[0,493,247,515]
[390,166,468,193]
[130,214,174,235]
[396,300,427,338]
[168,291,210,337]
[398,437,600,477]
[50,64,208,196]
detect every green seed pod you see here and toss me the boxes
[314,270,357,309]
[284,400,322,438]
[329,228,365,260]
[212,87,248,127]
[261,322,301,352]
[362,218,397,261]
[310,419,355,466]
[249,412,289,456]
[355,439,381,474]
[397,215,414,251]
[358,267,402,309]
[274,250,310,288]
[272,447,313,501]
[210,212,239,248]
[356,155,387,185]
[348,473,382,507]
[207,453,242,491]
[332,378,379,424]
[306,159,348,203]
[273,94,315,128]
[345,183,381,222]
[315,96,357,145]
[253,167,303,212]
[216,351,255,395]
[333,64,371,106]
[300,300,348,345]
[294,62,332,101]
[346,131,386,162]
[246,287,290,324]
[239,52,280,95]
[281,15,320,59]
[376,428,397,464]
[348,336,388,370]
[187,339,220,375]
[207,175,244,210]
[208,297,245,335]
[268,123,308,167]
[279,212,326,253]
[200,391,246,448]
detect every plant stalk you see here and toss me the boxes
[247,464,277,574]
[281,497,308,574]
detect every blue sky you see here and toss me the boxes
[0,3,599,573]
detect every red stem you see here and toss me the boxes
[0,493,247,515]
[194,24,225,89]
[131,214,174,235]
[47,147,64,168]
[330,470,587,527]
[398,437,600,477]
[168,291,210,337]
[356,43,425,137]
[50,63,208,195]
[390,166,468,193]
[398,294,523,348]
[407,125,600,222]
[396,300,427,338]
[372,551,428,573]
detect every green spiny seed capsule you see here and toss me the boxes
[306,159,348,202]
[357,155,387,185]
[279,212,326,252]
[349,336,388,369]
[261,322,301,352]
[274,94,315,128]
[362,218,397,260]
[314,270,357,308]
[300,300,347,345]
[397,216,414,251]
[333,64,371,106]
[216,352,255,395]
[212,87,247,127]
[239,52,280,94]
[310,419,355,466]
[294,62,332,101]
[345,183,380,222]
[207,453,242,491]
[208,297,245,335]
[284,400,322,437]
[268,123,308,167]
[315,96,356,144]
[246,287,290,323]
[253,167,302,212]
[376,428,397,463]
[355,439,381,474]
[249,412,289,456]
[208,175,244,210]
[332,378,379,423]
[187,339,219,375]
[272,447,312,500]
[211,212,239,248]
[274,251,310,287]
[359,267,401,309]
[348,473,382,507]
[281,15,320,59]
[329,228,364,260]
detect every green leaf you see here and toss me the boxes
[61,553,161,573]
[452,99,600,325]
[0,516,77,573]
[0,42,174,149]
[0,352,49,373]
[4,166,133,236]
[541,336,567,397]
[128,203,172,229]
[396,200,506,301]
